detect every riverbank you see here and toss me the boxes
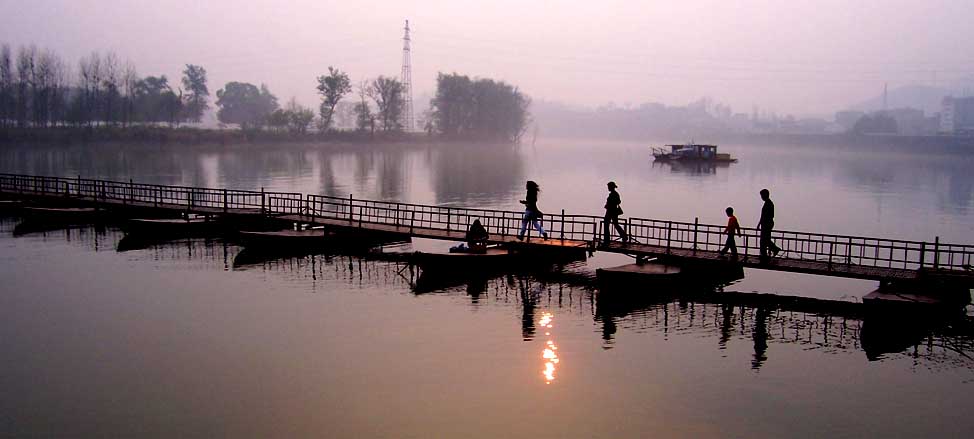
[0,126,440,147]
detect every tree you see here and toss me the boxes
[285,98,315,134]
[14,45,35,127]
[315,66,351,131]
[267,109,289,132]
[353,81,375,134]
[365,76,404,131]
[430,72,473,137]
[0,44,11,128]
[181,64,209,123]
[430,72,530,142]
[215,82,278,130]
[101,52,120,125]
[132,75,173,124]
[120,62,139,127]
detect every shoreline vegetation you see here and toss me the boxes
[0,125,440,147]
[0,42,531,146]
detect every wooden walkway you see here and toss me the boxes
[2,173,972,286]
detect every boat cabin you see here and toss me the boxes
[666,143,718,160]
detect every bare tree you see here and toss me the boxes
[102,52,120,125]
[0,44,12,128]
[365,76,404,132]
[354,79,375,134]
[121,61,138,127]
[14,45,35,127]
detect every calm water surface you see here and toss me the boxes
[1,140,973,437]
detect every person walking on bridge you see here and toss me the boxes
[718,206,741,259]
[517,180,547,240]
[757,188,781,262]
[602,181,628,246]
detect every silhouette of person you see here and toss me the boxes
[517,180,547,240]
[757,188,781,261]
[465,219,489,253]
[602,181,628,246]
[718,206,741,259]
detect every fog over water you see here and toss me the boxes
[3,0,973,115]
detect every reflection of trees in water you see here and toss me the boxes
[215,146,316,191]
[304,150,339,196]
[349,148,410,200]
[429,143,525,205]
[0,144,193,185]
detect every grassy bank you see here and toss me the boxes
[0,126,438,147]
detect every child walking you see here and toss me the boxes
[718,207,741,259]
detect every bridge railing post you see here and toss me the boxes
[446,207,451,232]
[846,237,852,265]
[828,241,834,270]
[223,189,228,213]
[934,236,940,270]
[919,242,926,269]
[348,194,353,223]
[560,209,565,241]
[666,221,672,254]
[693,217,699,252]
[592,219,598,245]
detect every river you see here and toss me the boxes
[0,139,972,437]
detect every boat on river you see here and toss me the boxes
[652,142,737,163]
[238,228,333,249]
[122,216,223,236]
[412,247,515,273]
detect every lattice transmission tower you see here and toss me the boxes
[400,20,414,131]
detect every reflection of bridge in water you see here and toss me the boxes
[6,219,972,375]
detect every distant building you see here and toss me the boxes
[941,96,974,135]
[885,108,927,135]
[835,110,865,132]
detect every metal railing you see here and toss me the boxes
[301,194,599,242]
[621,217,974,273]
[2,172,973,275]
[0,173,302,213]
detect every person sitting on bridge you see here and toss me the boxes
[718,206,741,259]
[465,219,489,253]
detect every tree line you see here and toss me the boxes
[0,44,209,128]
[1,42,531,143]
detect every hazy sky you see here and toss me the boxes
[2,0,972,116]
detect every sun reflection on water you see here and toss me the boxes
[539,312,560,384]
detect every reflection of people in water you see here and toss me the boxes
[517,180,547,240]
[521,284,537,341]
[602,181,628,246]
[757,188,781,262]
[751,307,771,370]
[465,219,489,253]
